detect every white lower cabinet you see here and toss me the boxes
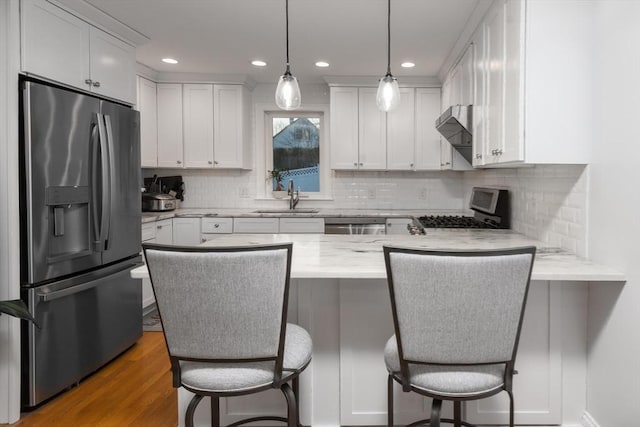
[172,217,201,245]
[181,278,585,426]
[233,218,279,234]
[201,217,233,242]
[279,217,324,234]
[141,219,173,310]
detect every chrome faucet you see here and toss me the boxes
[288,179,300,210]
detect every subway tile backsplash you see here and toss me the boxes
[144,164,587,256]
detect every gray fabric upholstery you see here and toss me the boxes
[384,336,504,398]
[388,251,533,365]
[180,324,312,393]
[145,248,288,360]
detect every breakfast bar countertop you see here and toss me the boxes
[133,230,626,283]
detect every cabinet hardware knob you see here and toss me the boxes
[157,225,162,229]
[214,224,220,228]
[353,162,358,166]
[92,81,101,88]
[208,161,213,165]
[201,238,206,243]
[410,163,414,167]
[445,162,451,165]
[359,163,363,166]
[85,79,93,85]
[476,154,482,159]
[177,160,182,164]
[497,149,503,155]
[214,161,219,165]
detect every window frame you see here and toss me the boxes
[255,103,331,200]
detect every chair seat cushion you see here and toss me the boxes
[384,336,505,398]
[180,324,312,393]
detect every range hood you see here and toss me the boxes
[435,105,473,164]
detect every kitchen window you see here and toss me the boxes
[264,110,330,198]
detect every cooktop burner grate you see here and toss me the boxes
[418,215,496,229]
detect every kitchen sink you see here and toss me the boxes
[253,209,320,214]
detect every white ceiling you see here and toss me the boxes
[82,0,484,84]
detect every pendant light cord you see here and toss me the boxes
[285,0,290,72]
[386,0,391,76]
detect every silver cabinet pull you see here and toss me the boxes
[214,223,220,228]
[476,153,482,159]
[359,163,363,166]
[92,81,101,88]
[214,160,219,165]
[157,225,162,230]
[85,79,93,86]
[208,161,213,165]
[177,160,182,164]
[353,162,358,166]
[410,163,414,167]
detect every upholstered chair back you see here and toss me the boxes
[143,244,291,361]
[385,247,535,366]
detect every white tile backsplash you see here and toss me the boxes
[462,164,588,256]
[144,164,588,256]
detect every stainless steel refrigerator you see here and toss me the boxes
[19,78,142,407]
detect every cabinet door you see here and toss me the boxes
[386,88,415,170]
[358,88,386,170]
[415,88,443,170]
[483,0,506,164]
[183,84,214,168]
[213,85,244,168]
[88,27,136,104]
[500,0,525,163]
[21,0,90,90]
[157,84,184,168]
[472,31,487,167]
[137,77,158,167]
[172,218,202,246]
[330,87,359,169]
[233,218,279,234]
[279,218,324,234]
[154,219,173,245]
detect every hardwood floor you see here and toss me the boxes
[4,332,177,427]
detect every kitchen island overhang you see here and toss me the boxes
[132,231,624,426]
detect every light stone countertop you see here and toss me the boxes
[133,230,626,283]
[141,208,459,223]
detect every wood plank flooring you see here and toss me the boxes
[4,332,177,427]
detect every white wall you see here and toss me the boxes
[584,2,640,425]
[0,0,22,423]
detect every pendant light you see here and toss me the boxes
[376,0,400,112]
[275,0,301,110]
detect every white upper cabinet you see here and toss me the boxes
[213,84,250,169]
[415,88,444,170]
[386,88,415,170]
[21,0,136,104]
[468,0,591,167]
[156,83,184,168]
[358,88,387,170]
[88,28,136,104]
[183,84,214,168]
[330,87,360,169]
[137,77,158,168]
[330,86,442,171]
[140,82,251,169]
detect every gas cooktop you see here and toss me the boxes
[418,215,497,229]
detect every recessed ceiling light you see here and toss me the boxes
[162,58,178,64]
[401,62,415,68]
[251,60,267,67]
[315,61,330,68]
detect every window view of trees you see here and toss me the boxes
[272,117,320,192]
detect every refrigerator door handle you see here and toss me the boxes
[35,262,136,302]
[92,113,111,252]
[103,114,115,250]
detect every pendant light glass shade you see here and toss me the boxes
[276,68,301,110]
[376,74,400,112]
[275,0,301,110]
[377,0,400,112]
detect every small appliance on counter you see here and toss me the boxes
[142,192,176,212]
[141,175,183,212]
[419,187,510,229]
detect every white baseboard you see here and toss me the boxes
[582,411,601,427]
